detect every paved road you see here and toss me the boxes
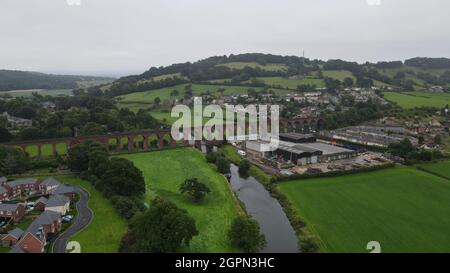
[52,187,93,253]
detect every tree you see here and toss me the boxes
[343,77,354,88]
[154,97,161,105]
[0,145,29,175]
[110,195,144,220]
[67,141,106,172]
[122,197,198,253]
[388,138,415,158]
[100,158,145,197]
[434,134,442,145]
[0,127,12,142]
[238,160,251,177]
[229,216,266,253]
[180,178,211,202]
[205,151,219,163]
[215,156,230,174]
[81,122,105,136]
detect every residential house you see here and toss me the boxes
[11,211,62,253]
[0,186,10,202]
[1,112,32,130]
[45,195,70,215]
[6,178,39,197]
[0,203,25,222]
[1,228,24,247]
[0,177,7,186]
[38,178,61,195]
[48,184,75,199]
[34,197,48,211]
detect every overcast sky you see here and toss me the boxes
[1,0,449,76]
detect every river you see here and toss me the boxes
[228,164,298,253]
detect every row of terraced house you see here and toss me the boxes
[0,177,75,253]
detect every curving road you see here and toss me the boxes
[52,187,93,253]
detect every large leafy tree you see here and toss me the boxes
[0,145,29,175]
[229,216,266,253]
[100,158,145,197]
[180,178,211,202]
[122,197,198,253]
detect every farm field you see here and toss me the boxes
[417,161,450,179]
[216,62,288,71]
[117,83,291,112]
[117,84,259,104]
[118,148,241,252]
[256,76,325,89]
[277,166,450,253]
[1,89,73,97]
[383,91,450,109]
[322,70,356,81]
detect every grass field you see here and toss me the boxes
[63,176,128,253]
[118,84,257,104]
[383,91,450,109]
[217,62,288,72]
[0,247,9,253]
[7,175,128,253]
[256,76,325,89]
[322,70,356,81]
[417,161,450,179]
[117,83,291,113]
[22,143,68,158]
[1,89,73,98]
[277,166,450,253]
[118,148,242,252]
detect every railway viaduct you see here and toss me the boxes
[2,117,323,157]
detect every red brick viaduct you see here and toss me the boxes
[3,117,323,157]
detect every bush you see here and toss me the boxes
[111,195,144,220]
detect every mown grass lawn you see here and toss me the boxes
[383,91,450,109]
[277,166,450,253]
[61,176,128,253]
[117,148,242,252]
[8,175,128,253]
[0,247,9,253]
[417,161,450,179]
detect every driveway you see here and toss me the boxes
[52,187,93,253]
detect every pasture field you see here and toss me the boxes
[117,84,258,105]
[277,166,450,253]
[256,76,325,89]
[417,161,450,179]
[216,62,288,71]
[383,91,450,109]
[322,70,356,81]
[1,89,73,97]
[117,83,291,112]
[118,148,242,252]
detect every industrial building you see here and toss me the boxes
[246,133,357,166]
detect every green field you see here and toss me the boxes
[118,148,241,252]
[117,83,291,113]
[63,176,128,253]
[322,70,356,81]
[417,161,450,179]
[1,89,73,98]
[278,166,450,253]
[383,91,450,109]
[217,62,288,71]
[22,143,68,158]
[256,76,325,89]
